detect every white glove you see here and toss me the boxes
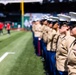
[38,38,41,40]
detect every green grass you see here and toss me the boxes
[0,31,26,50]
[9,37,45,75]
[0,31,45,75]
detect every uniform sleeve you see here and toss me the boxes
[47,29,56,41]
[42,26,49,43]
[66,36,75,50]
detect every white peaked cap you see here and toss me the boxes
[47,16,53,21]
[57,14,71,21]
[47,18,53,21]
[32,17,40,21]
[35,18,40,21]
[69,12,76,21]
[42,15,49,19]
[49,16,59,21]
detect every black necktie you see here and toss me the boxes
[69,39,76,48]
[73,39,76,46]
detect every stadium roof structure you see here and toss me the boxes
[0,0,43,5]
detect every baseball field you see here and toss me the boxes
[0,30,45,75]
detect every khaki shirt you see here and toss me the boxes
[42,25,49,43]
[34,24,42,38]
[67,38,76,75]
[51,30,60,52]
[46,27,53,51]
[47,28,56,51]
[56,34,75,71]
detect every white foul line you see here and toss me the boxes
[0,52,15,62]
